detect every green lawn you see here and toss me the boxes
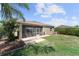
[5,35,79,56]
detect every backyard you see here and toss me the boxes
[4,34,79,56]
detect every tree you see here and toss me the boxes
[1,3,29,21]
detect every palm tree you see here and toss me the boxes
[1,3,29,21]
[0,3,29,41]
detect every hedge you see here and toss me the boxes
[55,27,79,36]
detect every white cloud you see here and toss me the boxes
[47,5,66,15]
[47,18,67,27]
[71,21,78,26]
[72,16,77,20]
[70,16,79,26]
[35,3,66,18]
[40,14,51,18]
[35,3,45,14]
[40,15,79,27]
[71,20,78,26]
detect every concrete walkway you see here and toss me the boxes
[22,35,50,44]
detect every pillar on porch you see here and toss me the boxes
[19,24,22,40]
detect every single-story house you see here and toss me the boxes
[16,20,54,39]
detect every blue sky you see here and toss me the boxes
[1,3,79,27]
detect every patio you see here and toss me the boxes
[22,35,50,44]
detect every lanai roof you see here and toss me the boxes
[17,20,54,28]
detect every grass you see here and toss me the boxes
[4,34,79,56]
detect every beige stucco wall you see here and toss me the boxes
[42,27,54,35]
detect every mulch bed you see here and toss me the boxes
[0,40,25,55]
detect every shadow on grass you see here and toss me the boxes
[4,43,55,56]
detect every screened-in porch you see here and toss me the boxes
[22,25,44,38]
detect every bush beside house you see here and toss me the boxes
[2,19,18,42]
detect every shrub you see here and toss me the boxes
[4,44,55,56]
[55,27,79,36]
[2,19,18,42]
